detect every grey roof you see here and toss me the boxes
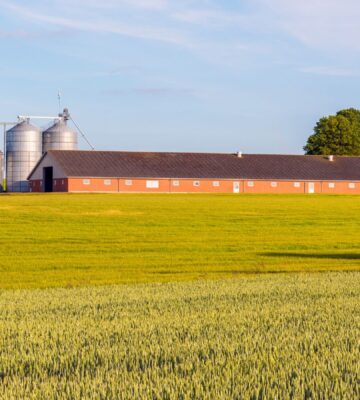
[28,150,360,181]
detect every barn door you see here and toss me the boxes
[233,181,240,193]
[307,182,315,194]
[43,167,53,192]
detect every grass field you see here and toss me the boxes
[0,194,359,398]
[0,193,359,289]
[1,273,359,399]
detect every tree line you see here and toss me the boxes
[304,108,360,156]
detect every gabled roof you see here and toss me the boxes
[28,150,360,181]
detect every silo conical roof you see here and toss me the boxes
[43,119,75,134]
[7,120,40,133]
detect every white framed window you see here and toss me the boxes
[213,181,220,187]
[349,183,356,189]
[172,180,180,187]
[294,182,301,188]
[125,180,133,186]
[247,181,254,187]
[328,182,335,189]
[270,182,278,188]
[104,179,112,186]
[83,179,90,185]
[146,180,159,189]
[193,181,200,187]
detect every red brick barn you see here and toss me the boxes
[28,150,360,194]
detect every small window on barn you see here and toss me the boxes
[172,180,180,187]
[328,182,335,189]
[83,179,91,185]
[349,183,356,189]
[104,179,112,186]
[40,180,43,186]
[213,181,220,187]
[271,182,278,188]
[61,180,64,185]
[125,180,133,186]
[294,182,301,188]
[193,181,200,187]
[146,180,159,189]
[247,181,254,187]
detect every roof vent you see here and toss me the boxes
[328,155,334,162]
[237,151,243,158]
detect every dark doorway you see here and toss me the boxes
[43,167,53,192]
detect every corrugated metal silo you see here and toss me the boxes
[42,109,77,152]
[6,120,42,192]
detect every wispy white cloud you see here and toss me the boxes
[0,28,73,39]
[301,66,360,77]
[103,87,196,97]
[135,87,195,96]
[51,0,168,11]
[2,0,359,66]
[261,0,360,50]
[0,1,190,46]
[0,0,262,70]
[116,0,168,10]
[171,9,248,27]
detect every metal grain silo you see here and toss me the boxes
[6,120,42,192]
[42,109,77,152]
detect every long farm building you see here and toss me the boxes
[27,150,360,194]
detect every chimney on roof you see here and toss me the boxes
[237,151,243,158]
[328,155,334,162]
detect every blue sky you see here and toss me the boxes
[1,0,360,154]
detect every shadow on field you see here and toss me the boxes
[261,252,360,260]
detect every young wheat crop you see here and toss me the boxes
[0,272,359,399]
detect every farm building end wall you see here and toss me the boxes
[27,150,360,194]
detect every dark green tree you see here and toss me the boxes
[304,108,360,155]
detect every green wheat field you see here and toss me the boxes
[0,194,359,399]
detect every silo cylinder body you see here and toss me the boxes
[6,121,42,192]
[42,120,77,152]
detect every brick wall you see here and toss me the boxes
[29,177,360,194]
[29,179,68,192]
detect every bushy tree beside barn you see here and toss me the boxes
[304,108,360,156]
